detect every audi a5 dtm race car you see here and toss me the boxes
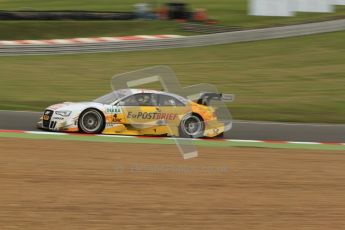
[37,89,233,138]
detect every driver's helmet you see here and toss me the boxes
[136,94,151,105]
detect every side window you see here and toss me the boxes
[159,95,184,106]
[118,93,158,106]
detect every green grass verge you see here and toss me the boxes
[0,0,344,39]
[1,0,345,26]
[1,132,345,151]
[0,21,193,40]
[1,31,344,123]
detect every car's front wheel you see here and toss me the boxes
[179,113,205,138]
[78,109,104,134]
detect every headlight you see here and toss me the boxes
[55,110,72,117]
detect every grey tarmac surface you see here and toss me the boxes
[0,110,344,142]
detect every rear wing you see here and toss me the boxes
[196,92,235,106]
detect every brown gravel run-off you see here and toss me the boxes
[0,138,345,230]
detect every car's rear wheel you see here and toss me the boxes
[78,109,104,134]
[179,113,204,138]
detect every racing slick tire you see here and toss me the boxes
[179,113,205,138]
[78,109,105,134]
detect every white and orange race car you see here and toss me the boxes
[37,89,233,138]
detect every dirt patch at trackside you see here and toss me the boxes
[0,138,345,229]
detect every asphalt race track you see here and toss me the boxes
[0,110,344,142]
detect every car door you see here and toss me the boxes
[116,93,159,125]
[157,94,189,126]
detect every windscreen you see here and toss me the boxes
[93,90,132,104]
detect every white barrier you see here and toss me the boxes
[249,0,340,16]
[249,0,294,16]
[293,0,334,13]
[332,0,345,5]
